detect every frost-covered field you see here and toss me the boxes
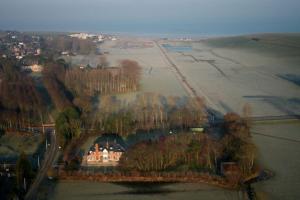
[163,35,300,116]
[49,35,300,200]
[95,34,300,117]
[252,122,300,200]
[101,39,187,96]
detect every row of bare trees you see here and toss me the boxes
[92,93,207,136]
[42,60,73,110]
[43,35,96,55]
[65,60,141,96]
[0,59,45,129]
[119,133,220,172]
[221,113,257,177]
[41,59,143,146]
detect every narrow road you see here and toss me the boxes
[251,131,300,143]
[155,41,197,98]
[25,129,57,200]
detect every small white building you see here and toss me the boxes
[22,64,43,72]
[61,51,69,56]
[36,48,41,55]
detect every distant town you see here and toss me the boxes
[0,31,119,73]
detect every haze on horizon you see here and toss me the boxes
[0,0,300,36]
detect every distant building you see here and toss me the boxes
[97,35,104,42]
[61,51,69,56]
[18,42,25,47]
[190,127,204,133]
[69,33,97,40]
[35,48,41,55]
[85,142,125,166]
[79,65,86,69]
[70,33,88,39]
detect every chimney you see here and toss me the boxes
[95,143,99,153]
[106,140,109,149]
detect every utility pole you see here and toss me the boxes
[24,177,27,191]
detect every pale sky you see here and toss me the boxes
[0,0,299,35]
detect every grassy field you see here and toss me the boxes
[0,133,44,159]
[50,181,242,200]
[202,33,300,56]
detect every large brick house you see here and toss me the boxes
[85,142,125,165]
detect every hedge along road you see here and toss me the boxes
[25,128,57,200]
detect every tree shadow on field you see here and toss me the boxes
[278,74,300,87]
[244,95,300,116]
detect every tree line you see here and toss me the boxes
[0,58,45,129]
[119,113,257,184]
[42,35,96,55]
[92,93,207,136]
[220,113,257,177]
[65,60,141,96]
[42,59,73,110]
[119,133,219,172]
[42,59,141,147]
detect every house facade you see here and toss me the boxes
[22,64,43,72]
[85,142,124,166]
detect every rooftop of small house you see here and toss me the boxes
[89,142,125,153]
